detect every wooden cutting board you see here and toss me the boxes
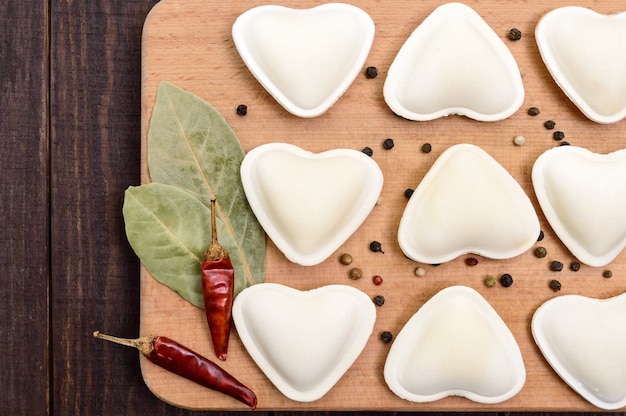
[140,0,626,411]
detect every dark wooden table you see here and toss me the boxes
[0,1,621,414]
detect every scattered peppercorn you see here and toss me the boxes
[382,138,394,150]
[544,120,556,130]
[553,131,565,141]
[372,275,383,286]
[549,279,562,292]
[465,257,478,266]
[538,230,544,241]
[603,270,613,278]
[513,135,525,146]
[560,141,571,146]
[404,188,414,199]
[527,107,540,116]
[414,267,426,277]
[508,28,522,41]
[500,273,514,287]
[380,331,393,343]
[372,295,385,306]
[236,104,248,116]
[365,66,378,78]
[361,146,373,157]
[339,253,353,265]
[484,275,497,288]
[550,261,564,272]
[348,268,362,280]
[369,241,384,253]
[421,143,432,153]
[534,246,547,258]
[570,261,581,272]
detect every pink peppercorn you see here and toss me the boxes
[372,275,383,286]
[465,257,478,266]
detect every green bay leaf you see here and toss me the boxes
[123,183,254,307]
[147,81,265,290]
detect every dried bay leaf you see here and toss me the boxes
[147,81,265,291]
[124,183,253,307]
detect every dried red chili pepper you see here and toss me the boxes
[93,331,257,409]
[201,198,234,361]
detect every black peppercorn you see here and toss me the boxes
[382,138,394,150]
[236,104,248,116]
[560,141,571,146]
[544,120,556,130]
[534,246,547,258]
[550,261,564,272]
[372,295,385,306]
[603,270,613,278]
[362,146,373,157]
[527,107,540,116]
[549,279,561,292]
[380,331,393,343]
[538,230,544,241]
[553,131,565,141]
[421,143,432,153]
[508,28,522,41]
[500,273,514,287]
[369,241,384,253]
[404,188,414,199]
[365,66,378,78]
[570,261,581,272]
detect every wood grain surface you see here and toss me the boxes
[49,2,176,415]
[0,1,49,414]
[140,0,626,412]
[4,0,625,414]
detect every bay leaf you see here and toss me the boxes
[147,81,265,290]
[123,183,253,307]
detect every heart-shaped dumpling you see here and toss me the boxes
[384,285,525,403]
[532,146,626,267]
[532,292,626,409]
[232,4,375,118]
[241,143,383,266]
[383,3,524,121]
[536,7,626,124]
[233,283,376,402]
[398,144,539,264]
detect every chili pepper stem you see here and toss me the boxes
[93,331,154,356]
[205,198,228,262]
